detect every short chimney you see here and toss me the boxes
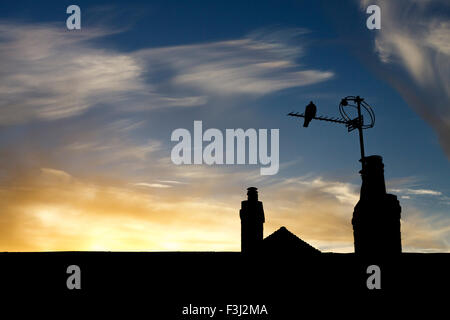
[240,187,265,253]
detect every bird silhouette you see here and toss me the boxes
[303,101,317,127]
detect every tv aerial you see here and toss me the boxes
[288,96,375,170]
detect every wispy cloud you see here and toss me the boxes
[0,22,205,125]
[392,188,443,196]
[360,0,450,158]
[136,28,333,96]
[157,180,188,185]
[404,189,442,196]
[133,182,172,189]
[0,22,333,125]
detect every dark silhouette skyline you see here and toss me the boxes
[239,155,402,257]
[240,186,321,255]
[0,154,448,313]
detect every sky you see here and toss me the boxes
[0,0,448,252]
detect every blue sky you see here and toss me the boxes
[0,0,448,252]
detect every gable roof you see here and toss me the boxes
[261,226,321,255]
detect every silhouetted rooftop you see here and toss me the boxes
[262,226,321,255]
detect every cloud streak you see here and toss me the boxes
[133,182,172,189]
[392,188,443,196]
[135,28,333,96]
[360,0,450,158]
[0,23,333,125]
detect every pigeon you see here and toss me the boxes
[303,101,317,127]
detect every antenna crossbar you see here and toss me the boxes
[287,112,347,124]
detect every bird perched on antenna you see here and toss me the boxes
[303,101,317,127]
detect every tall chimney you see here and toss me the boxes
[352,156,402,256]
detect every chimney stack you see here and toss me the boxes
[240,187,265,253]
[352,156,402,256]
